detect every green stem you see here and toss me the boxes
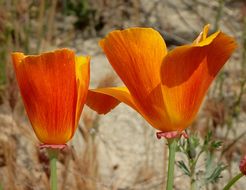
[166,138,178,190]
[190,180,197,190]
[223,173,244,190]
[47,149,59,190]
[190,164,197,190]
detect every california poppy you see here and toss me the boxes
[12,49,90,145]
[86,25,236,133]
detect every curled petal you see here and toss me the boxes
[161,31,237,131]
[86,86,172,131]
[86,87,137,114]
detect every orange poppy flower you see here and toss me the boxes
[12,49,90,145]
[86,25,236,132]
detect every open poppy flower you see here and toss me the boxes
[12,49,90,145]
[86,25,236,133]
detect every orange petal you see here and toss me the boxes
[86,87,137,114]
[12,49,88,144]
[99,28,167,125]
[86,86,153,124]
[75,56,90,128]
[86,86,171,131]
[160,31,237,131]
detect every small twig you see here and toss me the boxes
[214,0,225,30]
[160,30,190,46]
[45,0,58,48]
[221,130,246,156]
[167,0,197,34]
[180,0,207,26]
[242,13,246,75]
[36,0,45,53]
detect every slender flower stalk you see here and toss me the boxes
[166,138,178,190]
[223,173,244,190]
[157,131,187,190]
[48,149,59,190]
[223,155,246,190]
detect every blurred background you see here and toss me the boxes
[0,0,246,189]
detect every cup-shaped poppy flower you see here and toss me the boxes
[12,49,90,145]
[86,25,236,132]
